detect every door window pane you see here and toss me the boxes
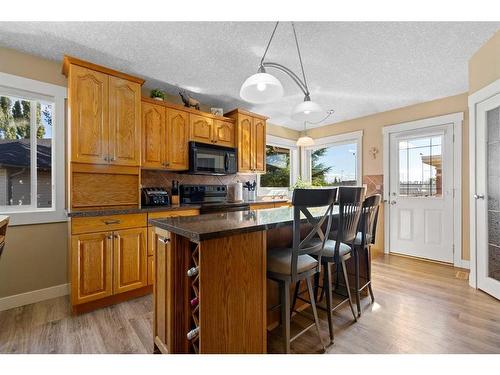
[398,135,442,197]
[260,146,290,188]
[310,143,357,186]
[487,106,500,281]
[0,96,31,206]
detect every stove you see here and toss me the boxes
[180,184,250,214]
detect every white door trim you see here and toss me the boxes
[468,78,500,288]
[382,112,464,268]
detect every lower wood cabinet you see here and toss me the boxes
[71,225,147,306]
[71,232,113,305]
[113,227,147,294]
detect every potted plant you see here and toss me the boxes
[150,89,166,101]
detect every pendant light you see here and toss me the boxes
[240,22,327,123]
[296,121,315,146]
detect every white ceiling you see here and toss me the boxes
[0,22,498,130]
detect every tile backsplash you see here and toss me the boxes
[141,170,257,194]
[363,174,383,196]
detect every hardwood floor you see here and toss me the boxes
[1,253,498,354]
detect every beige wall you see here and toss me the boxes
[0,47,69,299]
[469,30,500,94]
[267,123,300,140]
[304,93,470,261]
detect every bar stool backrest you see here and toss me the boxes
[291,188,337,282]
[332,187,365,260]
[359,194,382,247]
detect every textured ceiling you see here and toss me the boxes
[0,22,498,130]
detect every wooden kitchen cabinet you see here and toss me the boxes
[213,120,235,147]
[71,232,113,305]
[253,117,266,172]
[113,227,147,294]
[190,114,214,144]
[68,64,109,165]
[64,56,144,167]
[226,109,267,173]
[166,109,190,170]
[109,76,141,166]
[142,102,166,169]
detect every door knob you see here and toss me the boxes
[474,194,485,200]
[390,200,397,205]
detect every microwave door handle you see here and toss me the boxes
[224,153,229,172]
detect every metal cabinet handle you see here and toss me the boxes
[160,237,171,244]
[103,219,121,225]
[104,155,109,161]
[107,234,113,240]
[474,194,485,200]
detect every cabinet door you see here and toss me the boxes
[154,229,171,353]
[142,102,166,169]
[71,232,113,305]
[109,77,142,166]
[213,120,235,148]
[190,114,213,144]
[237,115,253,172]
[148,256,154,286]
[69,64,109,164]
[113,227,147,294]
[166,109,189,170]
[253,118,266,172]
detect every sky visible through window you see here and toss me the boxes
[317,143,357,183]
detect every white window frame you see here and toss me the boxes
[0,72,67,226]
[258,135,299,197]
[301,130,363,186]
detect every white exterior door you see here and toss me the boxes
[475,92,500,299]
[388,124,455,262]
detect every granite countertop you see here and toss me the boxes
[67,198,290,218]
[149,205,336,242]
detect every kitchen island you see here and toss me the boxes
[149,206,331,354]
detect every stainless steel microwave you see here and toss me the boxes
[188,141,237,175]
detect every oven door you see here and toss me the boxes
[189,142,236,175]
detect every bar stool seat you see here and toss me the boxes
[268,248,318,275]
[309,239,352,258]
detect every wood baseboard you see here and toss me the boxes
[0,283,69,312]
[72,286,152,315]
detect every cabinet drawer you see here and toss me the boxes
[148,209,199,220]
[72,213,147,235]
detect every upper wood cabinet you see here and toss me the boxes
[213,120,235,148]
[190,114,214,144]
[108,77,141,166]
[226,109,267,173]
[142,102,166,169]
[190,115,236,148]
[166,109,190,170]
[64,56,144,167]
[69,64,109,164]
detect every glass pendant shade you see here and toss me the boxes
[291,100,324,122]
[239,72,284,103]
[296,135,315,147]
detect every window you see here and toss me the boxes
[258,135,298,196]
[0,72,66,225]
[398,135,442,197]
[302,131,362,186]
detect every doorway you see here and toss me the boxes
[383,113,463,265]
[469,79,500,299]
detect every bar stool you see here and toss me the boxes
[312,186,364,344]
[353,194,381,316]
[0,216,9,259]
[267,188,336,354]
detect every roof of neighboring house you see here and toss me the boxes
[0,139,51,169]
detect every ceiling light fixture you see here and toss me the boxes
[240,22,327,123]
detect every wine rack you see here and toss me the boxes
[188,243,200,353]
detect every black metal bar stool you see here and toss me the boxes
[267,188,336,354]
[311,186,364,344]
[353,194,381,316]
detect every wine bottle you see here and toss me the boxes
[187,327,199,341]
[190,297,199,308]
[186,266,199,277]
